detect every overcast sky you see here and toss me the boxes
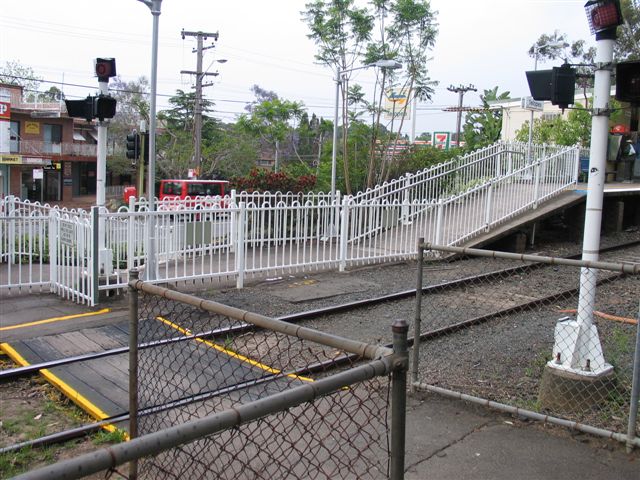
[1,0,595,136]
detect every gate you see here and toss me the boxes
[48,208,97,304]
[0,197,98,305]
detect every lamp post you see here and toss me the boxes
[527,41,567,162]
[138,0,162,281]
[330,59,402,201]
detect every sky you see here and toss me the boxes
[0,0,596,137]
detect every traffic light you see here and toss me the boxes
[93,95,117,121]
[65,95,116,122]
[551,65,576,110]
[95,58,116,82]
[616,61,640,105]
[65,97,94,122]
[126,133,140,161]
[142,133,150,165]
[525,65,576,110]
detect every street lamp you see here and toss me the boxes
[330,60,402,200]
[526,40,568,162]
[138,0,162,281]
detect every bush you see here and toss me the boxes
[230,169,316,193]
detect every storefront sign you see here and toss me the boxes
[63,178,73,187]
[33,168,44,180]
[24,121,40,134]
[0,102,10,120]
[22,157,51,166]
[64,161,72,176]
[0,154,22,164]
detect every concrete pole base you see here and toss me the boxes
[538,364,617,413]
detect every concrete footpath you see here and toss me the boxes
[1,291,638,480]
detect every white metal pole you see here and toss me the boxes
[96,80,109,276]
[142,0,162,281]
[576,38,614,331]
[331,69,341,202]
[527,51,538,164]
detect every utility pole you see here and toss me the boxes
[181,29,219,178]
[447,84,476,146]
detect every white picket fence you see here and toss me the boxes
[0,141,580,304]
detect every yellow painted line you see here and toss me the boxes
[0,308,112,332]
[0,342,127,438]
[156,316,314,383]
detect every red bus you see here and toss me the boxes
[159,179,229,200]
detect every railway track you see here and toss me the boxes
[2,239,639,454]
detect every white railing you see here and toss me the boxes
[0,143,580,303]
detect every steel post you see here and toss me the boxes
[391,319,408,480]
[128,269,140,478]
[627,302,640,452]
[411,239,424,391]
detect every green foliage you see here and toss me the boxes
[514,103,591,147]
[462,87,510,150]
[616,0,640,61]
[92,428,128,445]
[230,169,316,193]
[386,144,457,179]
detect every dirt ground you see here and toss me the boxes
[0,356,127,478]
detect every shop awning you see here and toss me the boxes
[73,131,86,141]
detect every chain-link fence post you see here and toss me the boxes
[411,239,424,392]
[627,302,640,453]
[391,319,408,480]
[128,269,140,479]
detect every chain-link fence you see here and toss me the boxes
[17,278,408,480]
[411,242,640,450]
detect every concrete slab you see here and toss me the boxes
[266,276,379,303]
[406,392,638,480]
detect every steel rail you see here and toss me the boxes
[2,239,638,380]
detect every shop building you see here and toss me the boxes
[0,83,110,206]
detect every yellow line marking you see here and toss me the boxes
[156,316,314,383]
[0,342,127,438]
[0,308,112,332]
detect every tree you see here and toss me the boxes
[514,103,591,147]
[528,31,596,107]
[462,87,510,150]
[369,0,438,186]
[237,89,305,172]
[303,1,438,192]
[0,60,42,99]
[616,0,640,61]
[303,0,375,193]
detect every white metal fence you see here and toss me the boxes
[0,142,580,304]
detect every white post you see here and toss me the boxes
[548,36,615,377]
[235,202,245,289]
[96,80,112,277]
[331,68,341,201]
[339,197,349,272]
[139,0,162,281]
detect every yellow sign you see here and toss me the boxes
[0,154,22,165]
[24,121,40,135]
[385,88,412,120]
